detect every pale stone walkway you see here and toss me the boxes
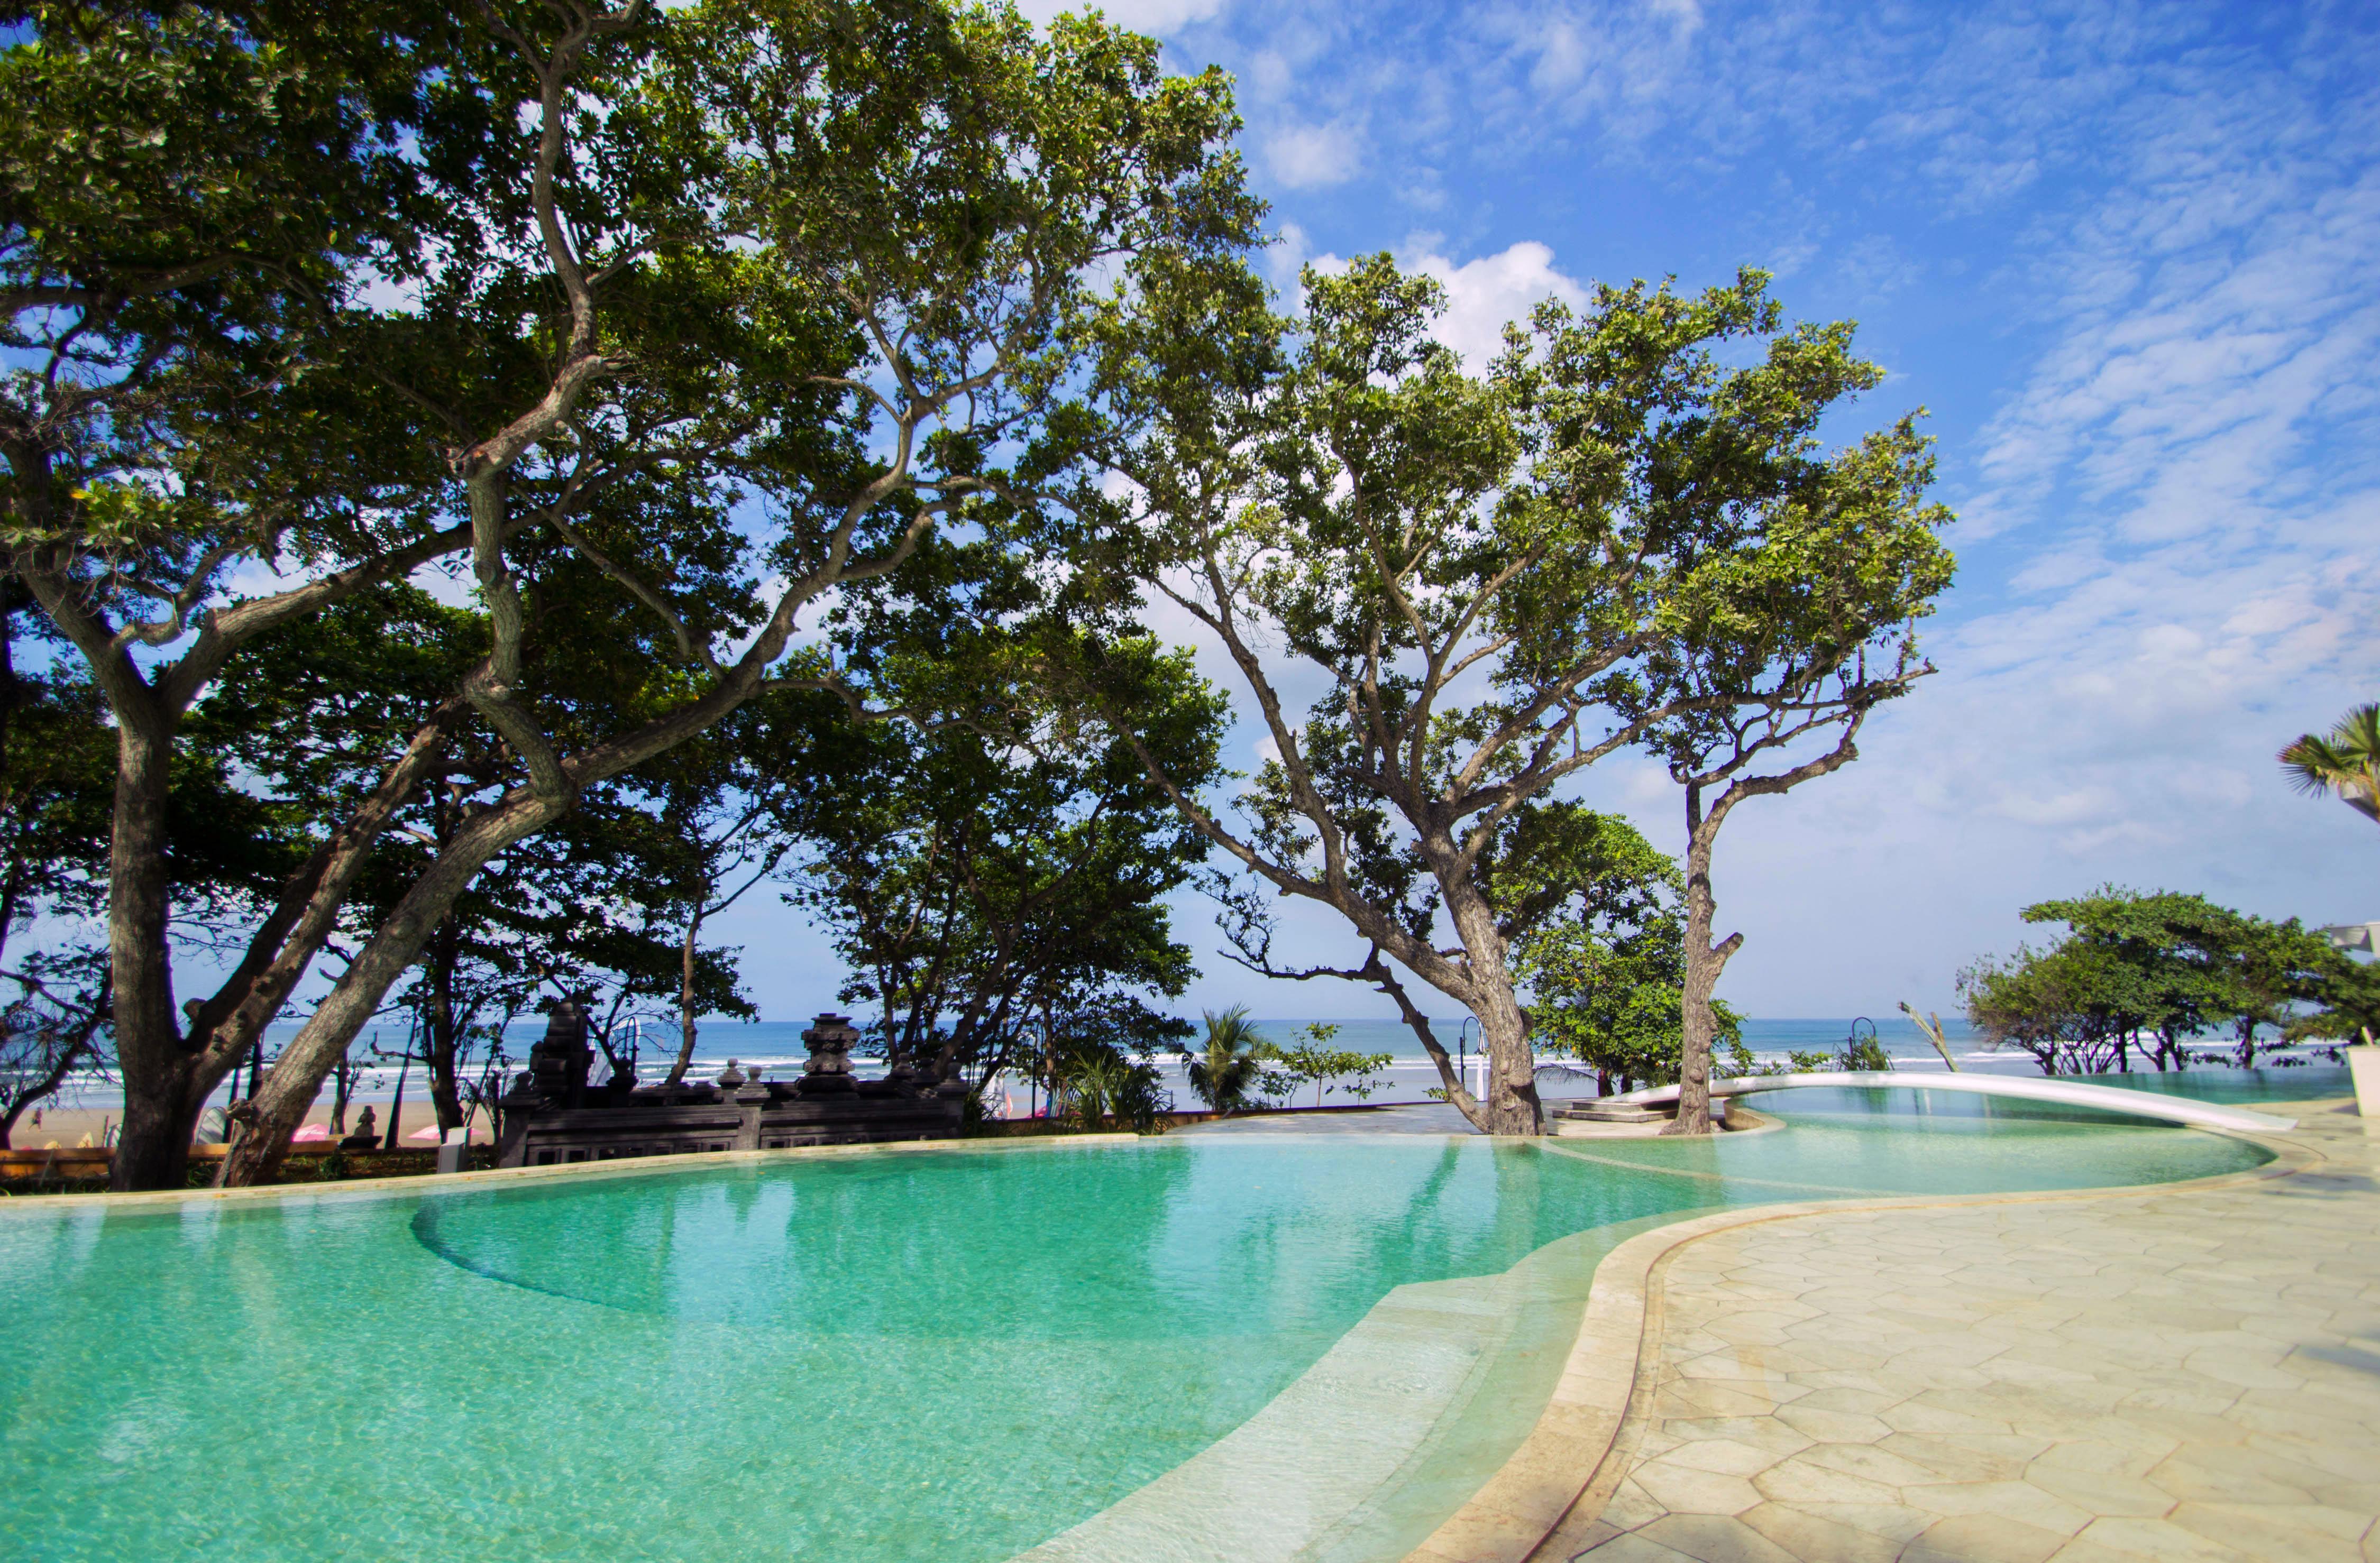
[1543,1100,2380,1563]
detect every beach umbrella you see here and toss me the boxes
[292,1124,330,1143]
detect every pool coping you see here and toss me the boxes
[1398,1104,2337,1563]
[0,1130,1147,1216]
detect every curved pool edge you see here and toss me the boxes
[0,1130,1148,1218]
[1610,1072,2299,1134]
[1396,1107,2331,1563]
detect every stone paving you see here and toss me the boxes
[1536,1100,2380,1563]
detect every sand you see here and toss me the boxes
[7,1101,495,1151]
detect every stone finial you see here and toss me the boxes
[799,1013,862,1093]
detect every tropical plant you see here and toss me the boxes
[1256,1022,1395,1108]
[2281,702,2380,825]
[1898,1002,1960,1070]
[1055,1042,1168,1133]
[1183,1005,1268,1114]
[1836,1027,1893,1072]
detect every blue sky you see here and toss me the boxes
[916,0,2376,1024]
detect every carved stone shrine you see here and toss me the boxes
[495,1006,965,1169]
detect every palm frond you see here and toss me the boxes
[2281,704,2380,815]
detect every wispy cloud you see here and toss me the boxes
[1266,119,1366,188]
[1013,0,1231,32]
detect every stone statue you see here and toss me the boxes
[338,1105,379,1151]
[715,1058,746,1088]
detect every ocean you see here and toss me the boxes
[182,1011,2010,1112]
[46,1012,2319,1117]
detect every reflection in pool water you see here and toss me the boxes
[0,1093,2273,1561]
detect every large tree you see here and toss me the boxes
[1963,887,2354,1074]
[784,627,1222,1099]
[4,0,1253,1186]
[211,0,1249,1188]
[1073,254,1949,1134]
[1614,324,1956,1130]
[1,0,504,1187]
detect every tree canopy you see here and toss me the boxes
[4,0,1258,1186]
[1067,252,1952,1134]
[1960,886,2357,1073]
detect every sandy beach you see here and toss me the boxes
[7,1101,496,1152]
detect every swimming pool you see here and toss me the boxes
[0,1093,2275,1560]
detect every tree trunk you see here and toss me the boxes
[424,926,467,1134]
[218,796,563,1185]
[1439,882,1541,1135]
[383,1042,411,1152]
[665,894,706,1087]
[107,715,214,1190]
[1668,792,1736,1138]
[428,1032,465,1135]
[1470,991,1540,1134]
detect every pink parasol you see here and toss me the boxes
[292,1123,331,1143]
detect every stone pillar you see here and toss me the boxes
[731,1083,771,1151]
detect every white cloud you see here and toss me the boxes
[1013,0,1229,32]
[1266,121,1365,188]
[1269,220,1315,293]
[1403,238,1587,369]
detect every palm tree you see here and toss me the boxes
[2281,703,2380,824]
[1185,1006,1266,1114]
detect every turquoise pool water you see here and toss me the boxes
[0,1101,2271,1561]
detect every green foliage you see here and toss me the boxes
[1067,246,1949,1135]
[785,630,1222,1092]
[1183,1005,1266,1114]
[1960,886,2355,1073]
[1051,1023,1172,1133]
[1837,1034,1892,1072]
[2289,957,2380,1047]
[1494,804,1743,1090]
[4,0,1262,1184]
[2280,702,2380,825]
[1253,1022,1395,1108]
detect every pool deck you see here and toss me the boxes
[1462,1096,2379,1563]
